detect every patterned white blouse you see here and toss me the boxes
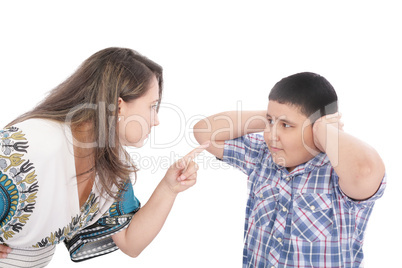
[0,119,140,267]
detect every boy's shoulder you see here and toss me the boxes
[225,133,269,157]
[243,133,266,144]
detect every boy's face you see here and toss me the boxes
[264,101,319,172]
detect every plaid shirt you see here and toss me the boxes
[222,134,386,268]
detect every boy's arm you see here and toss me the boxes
[313,113,385,201]
[193,111,267,159]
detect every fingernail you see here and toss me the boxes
[7,248,11,253]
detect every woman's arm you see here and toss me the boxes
[112,143,209,258]
[313,113,385,200]
[193,111,267,159]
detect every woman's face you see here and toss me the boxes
[118,75,160,147]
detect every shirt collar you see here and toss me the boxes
[273,153,330,176]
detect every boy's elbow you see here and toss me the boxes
[193,119,203,130]
[362,151,385,180]
[193,122,202,142]
[353,156,385,196]
[193,119,211,144]
[193,119,205,133]
[354,160,382,184]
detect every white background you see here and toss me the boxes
[1,1,400,267]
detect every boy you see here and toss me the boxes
[193,72,386,268]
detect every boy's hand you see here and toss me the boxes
[313,113,344,153]
[162,141,210,195]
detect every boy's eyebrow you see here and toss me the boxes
[266,113,296,125]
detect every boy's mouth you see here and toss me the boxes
[269,146,283,153]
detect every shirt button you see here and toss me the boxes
[310,205,316,211]
[286,177,290,181]
[282,207,287,212]
[260,193,263,198]
[271,266,275,268]
[277,237,282,243]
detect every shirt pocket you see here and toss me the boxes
[251,186,279,228]
[291,193,333,242]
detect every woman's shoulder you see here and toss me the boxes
[2,118,74,159]
[12,118,69,140]
[0,119,77,248]
[11,118,64,131]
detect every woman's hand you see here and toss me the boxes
[162,141,210,195]
[112,141,211,258]
[0,244,11,259]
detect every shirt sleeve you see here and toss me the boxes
[334,171,387,207]
[361,174,386,203]
[222,133,268,176]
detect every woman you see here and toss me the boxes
[0,47,208,267]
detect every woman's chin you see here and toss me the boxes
[123,137,148,148]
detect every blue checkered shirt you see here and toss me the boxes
[222,134,386,268]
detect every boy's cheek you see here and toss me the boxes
[272,154,287,167]
[301,127,318,151]
[263,131,270,145]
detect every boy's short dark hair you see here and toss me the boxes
[269,72,338,122]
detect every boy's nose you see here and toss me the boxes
[270,125,279,141]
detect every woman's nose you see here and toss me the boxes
[153,112,160,127]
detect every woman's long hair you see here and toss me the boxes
[7,47,163,199]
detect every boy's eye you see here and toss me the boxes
[282,123,291,128]
[267,119,274,125]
